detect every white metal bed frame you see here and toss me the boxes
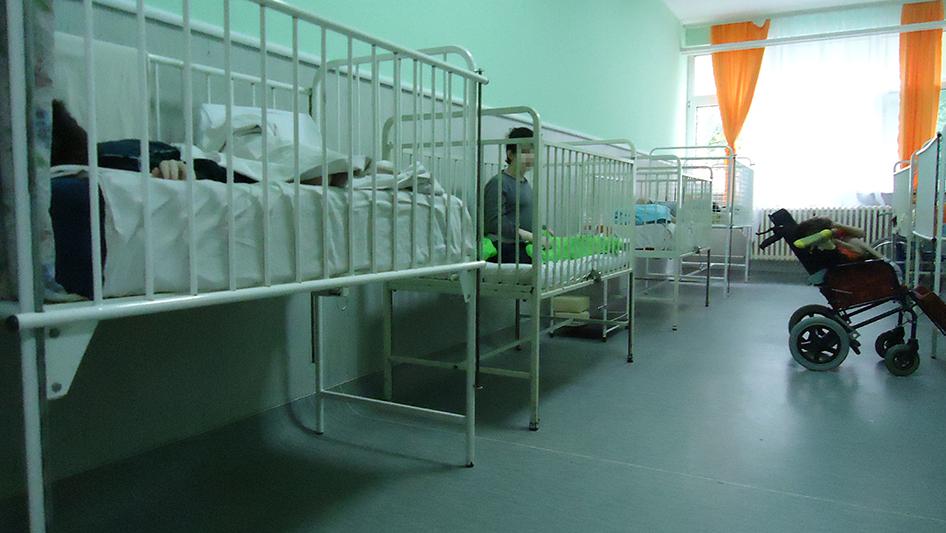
[907,130,945,357]
[3,2,489,531]
[649,145,754,294]
[386,107,637,431]
[633,151,714,331]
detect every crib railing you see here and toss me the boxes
[9,0,487,318]
[475,108,636,294]
[635,154,714,252]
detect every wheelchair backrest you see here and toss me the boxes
[759,208,842,275]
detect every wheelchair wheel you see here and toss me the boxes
[874,327,905,358]
[884,344,919,376]
[789,316,850,371]
[788,304,838,333]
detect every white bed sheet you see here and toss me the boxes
[635,222,675,250]
[96,168,474,296]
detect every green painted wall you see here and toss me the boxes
[147,0,685,150]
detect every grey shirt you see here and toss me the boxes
[483,171,533,242]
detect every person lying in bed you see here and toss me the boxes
[52,100,351,186]
[483,127,546,264]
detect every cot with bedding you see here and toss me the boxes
[387,107,636,431]
[633,151,714,330]
[905,130,946,356]
[1,2,488,530]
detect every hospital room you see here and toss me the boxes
[2,0,946,531]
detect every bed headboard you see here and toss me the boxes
[53,32,142,142]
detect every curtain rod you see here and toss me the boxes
[682,20,945,56]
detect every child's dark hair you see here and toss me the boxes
[505,127,533,164]
[795,217,833,240]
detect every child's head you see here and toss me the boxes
[505,127,534,172]
[795,217,833,240]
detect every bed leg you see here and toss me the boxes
[515,299,522,350]
[627,271,634,363]
[382,285,394,401]
[20,330,49,533]
[529,294,541,431]
[602,278,609,342]
[705,248,711,308]
[313,294,325,435]
[742,228,752,283]
[464,280,477,467]
[673,256,681,331]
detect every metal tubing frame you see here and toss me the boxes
[389,106,637,430]
[7,5,489,519]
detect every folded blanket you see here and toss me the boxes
[526,234,624,261]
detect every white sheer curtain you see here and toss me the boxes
[739,5,902,208]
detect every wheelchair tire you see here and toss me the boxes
[788,304,838,333]
[884,344,919,376]
[789,316,850,371]
[874,327,905,358]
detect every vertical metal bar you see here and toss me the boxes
[153,62,162,139]
[205,73,212,104]
[556,147,564,288]
[136,0,154,298]
[320,28,329,279]
[259,4,271,286]
[292,17,302,282]
[514,144,521,274]
[85,0,103,304]
[544,145,551,289]
[224,0,236,290]
[428,65,436,263]
[444,72,452,264]
[370,46,379,273]
[251,82,257,106]
[183,0,197,295]
[460,77,469,263]
[314,295,325,434]
[465,276,477,467]
[392,57,402,270]
[11,0,46,527]
[411,60,420,268]
[382,286,393,400]
[347,37,355,276]
[627,270,634,362]
[496,141,503,265]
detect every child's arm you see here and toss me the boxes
[832,223,865,239]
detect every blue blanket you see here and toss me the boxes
[635,203,672,225]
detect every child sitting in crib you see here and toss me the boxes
[794,216,884,262]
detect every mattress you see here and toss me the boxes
[62,167,474,297]
[635,222,675,251]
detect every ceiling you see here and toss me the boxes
[663,0,891,25]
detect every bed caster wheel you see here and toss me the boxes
[788,304,838,333]
[626,355,634,363]
[875,327,905,358]
[528,421,539,431]
[601,337,607,343]
[884,344,919,376]
[789,316,850,371]
[465,462,475,468]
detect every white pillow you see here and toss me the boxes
[196,104,323,155]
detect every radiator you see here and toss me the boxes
[754,206,893,261]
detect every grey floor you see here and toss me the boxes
[4,281,946,532]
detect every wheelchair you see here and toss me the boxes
[758,209,946,376]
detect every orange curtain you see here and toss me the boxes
[899,0,943,169]
[710,20,770,151]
